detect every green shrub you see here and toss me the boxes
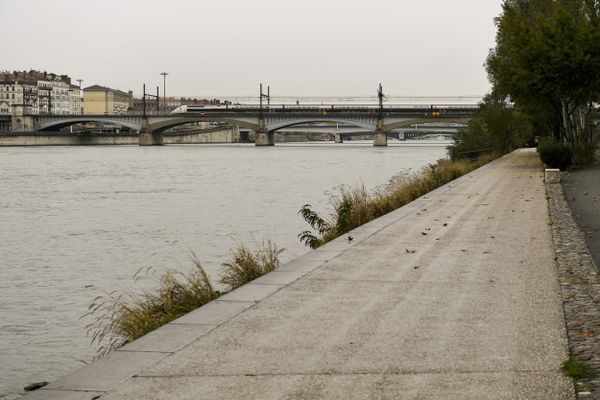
[562,358,593,379]
[572,141,597,166]
[538,138,573,170]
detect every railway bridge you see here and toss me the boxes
[9,106,475,146]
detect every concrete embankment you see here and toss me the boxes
[24,149,575,399]
[0,127,239,146]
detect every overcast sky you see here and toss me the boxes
[1,0,503,98]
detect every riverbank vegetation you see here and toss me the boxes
[83,241,282,356]
[449,95,534,161]
[453,0,600,167]
[488,0,600,144]
[220,241,282,290]
[298,155,494,249]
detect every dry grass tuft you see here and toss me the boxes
[83,241,282,356]
[300,155,495,248]
[220,240,283,290]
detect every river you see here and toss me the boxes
[0,141,449,396]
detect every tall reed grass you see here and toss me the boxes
[220,240,283,290]
[83,241,282,356]
[299,155,495,249]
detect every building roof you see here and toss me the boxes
[84,85,130,96]
[0,80,38,86]
[0,70,71,85]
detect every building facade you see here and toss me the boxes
[0,70,82,115]
[83,85,132,115]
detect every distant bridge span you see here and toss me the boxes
[21,106,476,146]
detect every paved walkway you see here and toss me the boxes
[27,149,574,399]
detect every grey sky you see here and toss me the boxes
[1,0,502,98]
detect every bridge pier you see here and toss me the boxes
[334,133,343,143]
[10,105,36,132]
[373,118,387,147]
[139,131,163,146]
[139,119,163,146]
[373,129,387,147]
[254,119,274,146]
[255,130,274,146]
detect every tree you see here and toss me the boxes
[486,0,600,142]
[450,95,533,160]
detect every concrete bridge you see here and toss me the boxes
[9,106,475,146]
[274,125,461,142]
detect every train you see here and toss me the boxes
[170,103,480,115]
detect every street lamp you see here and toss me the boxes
[160,72,168,111]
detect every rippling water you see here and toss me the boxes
[0,141,448,396]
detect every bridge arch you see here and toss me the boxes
[38,118,141,132]
[149,117,258,133]
[382,117,471,132]
[267,118,377,133]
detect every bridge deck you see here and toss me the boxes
[26,150,573,400]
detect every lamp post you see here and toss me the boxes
[378,83,384,119]
[160,72,168,112]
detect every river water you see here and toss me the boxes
[0,141,448,396]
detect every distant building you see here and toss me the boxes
[0,101,10,114]
[83,85,132,115]
[69,85,82,114]
[0,70,82,115]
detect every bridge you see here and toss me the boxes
[8,106,475,146]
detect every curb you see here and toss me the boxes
[547,179,600,398]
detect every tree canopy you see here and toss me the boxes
[449,94,533,160]
[486,0,600,142]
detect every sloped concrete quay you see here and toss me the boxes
[27,149,574,399]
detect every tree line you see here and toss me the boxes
[452,0,600,160]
